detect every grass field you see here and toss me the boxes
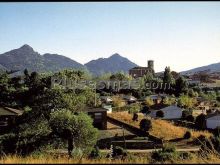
[2,152,220,164]
[108,111,212,140]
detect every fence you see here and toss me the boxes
[107,116,163,145]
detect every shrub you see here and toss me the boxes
[132,113,138,122]
[89,146,100,159]
[183,131,192,139]
[195,114,206,130]
[179,152,193,160]
[151,144,178,162]
[186,115,195,122]
[112,146,127,158]
[214,126,220,137]
[141,105,150,114]
[181,109,193,119]
[210,136,220,152]
[128,103,140,114]
[139,119,152,132]
[156,110,164,118]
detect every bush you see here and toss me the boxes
[132,113,138,122]
[181,109,193,119]
[128,103,140,114]
[183,131,192,139]
[179,152,193,160]
[195,113,206,130]
[156,110,164,118]
[111,146,127,158]
[151,144,178,162]
[186,115,195,122]
[89,146,100,159]
[210,136,220,152]
[214,126,220,137]
[139,119,152,132]
[141,105,150,114]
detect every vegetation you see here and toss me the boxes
[156,110,164,118]
[108,112,211,140]
[0,69,99,156]
[183,131,192,139]
[139,119,152,132]
[195,114,207,130]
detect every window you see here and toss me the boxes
[94,113,102,120]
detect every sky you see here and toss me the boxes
[0,2,220,72]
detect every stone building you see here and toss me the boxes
[129,60,154,78]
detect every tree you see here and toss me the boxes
[141,105,150,114]
[178,95,197,109]
[49,109,99,157]
[145,97,154,107]
[110,72,129,81]
[139,119,152,132]
[163,67,173,84]
[132,113,138,121]
[175,76,188,96]
[181,109,193,119]
[156,110,164,118]
[186,115,195,122]
[195,114,206,130]
[183,131,192,139]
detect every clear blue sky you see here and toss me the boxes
[0,2,220,72]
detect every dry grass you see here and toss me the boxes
[108,112,212,140]
[2,153,220,164]
[0,155,149,164]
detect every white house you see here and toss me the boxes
[102,104,112,114]
[149,104,183,119]
[123,95,137,103]
[206,112,220,129]
[100,96,113,104]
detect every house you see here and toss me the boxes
[129,60,154,78]
[100,96,113,104]
[123,95,137,104]
[149,104,183,119]
[206,111,220,129]
[195,98,210,113]
[102,104,112,114]
[85,107,107,130]
[0,107,24,132]
[148,94,167,104]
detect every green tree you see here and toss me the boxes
[195,114,206,130]
[163,67,173,84]
[175,76,188,96]
[156,110,164,118]
[49,109,99,157]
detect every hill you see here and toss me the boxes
[85,53,138,75]
[181,62,220,75]
[0,44,84,73]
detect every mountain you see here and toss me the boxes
[0,64,8,71]
[43,53,85,71]
[85,53,138,75]
[181,62,220,75]
[0,44,84,73]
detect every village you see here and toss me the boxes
[1,60,220,162]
